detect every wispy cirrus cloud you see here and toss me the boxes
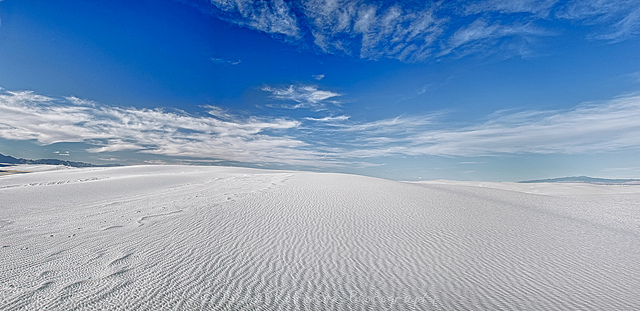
[440,18,552,57]
[622,70,640,84]
[557,0,640,42]
[262,84,341,110]
[210,57,242,66]
[335,93,640,158]
[304,115,349,122]
[203,105,236,120]
[208,0,301,39]
[329,115,437,135]
[458,0,559,16]
[303,0,445,61]
[179,0,640,62]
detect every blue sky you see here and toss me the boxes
[1,0,640,181]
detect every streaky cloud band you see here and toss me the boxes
[2,89,640,167]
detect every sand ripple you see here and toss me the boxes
[1,166,639,310]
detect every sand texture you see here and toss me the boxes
[1,165,639,310]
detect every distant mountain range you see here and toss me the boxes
[520,176,640,185]
[0,153,121,168]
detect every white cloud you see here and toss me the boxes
[623,71,640,84]
[186,0,640,62]
[304,0,445,61]
[203,105,235,120]
[209,0,301,39]
[329,115,437,136]
[441,19,551,57]
[3,89,640,168]
[87,141,145,153]
[262,84,341,110]
[557,0,640,42]
[337,93,640,158]
[304,115,349,122]
[459,0,559,16]
[0,89,340,167]
[65,96,97,107]
[187,0,447,61]
[211,57,241,66]
[312,74,325,80]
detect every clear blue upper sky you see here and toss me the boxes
[1,0,640,181]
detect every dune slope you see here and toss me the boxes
[1,165,639,310]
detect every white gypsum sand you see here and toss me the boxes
[1,165,639,310]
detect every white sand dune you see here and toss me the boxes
[1,165,639,310]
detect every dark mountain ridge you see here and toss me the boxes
[520,176,640,185]
[0,153,121,168]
